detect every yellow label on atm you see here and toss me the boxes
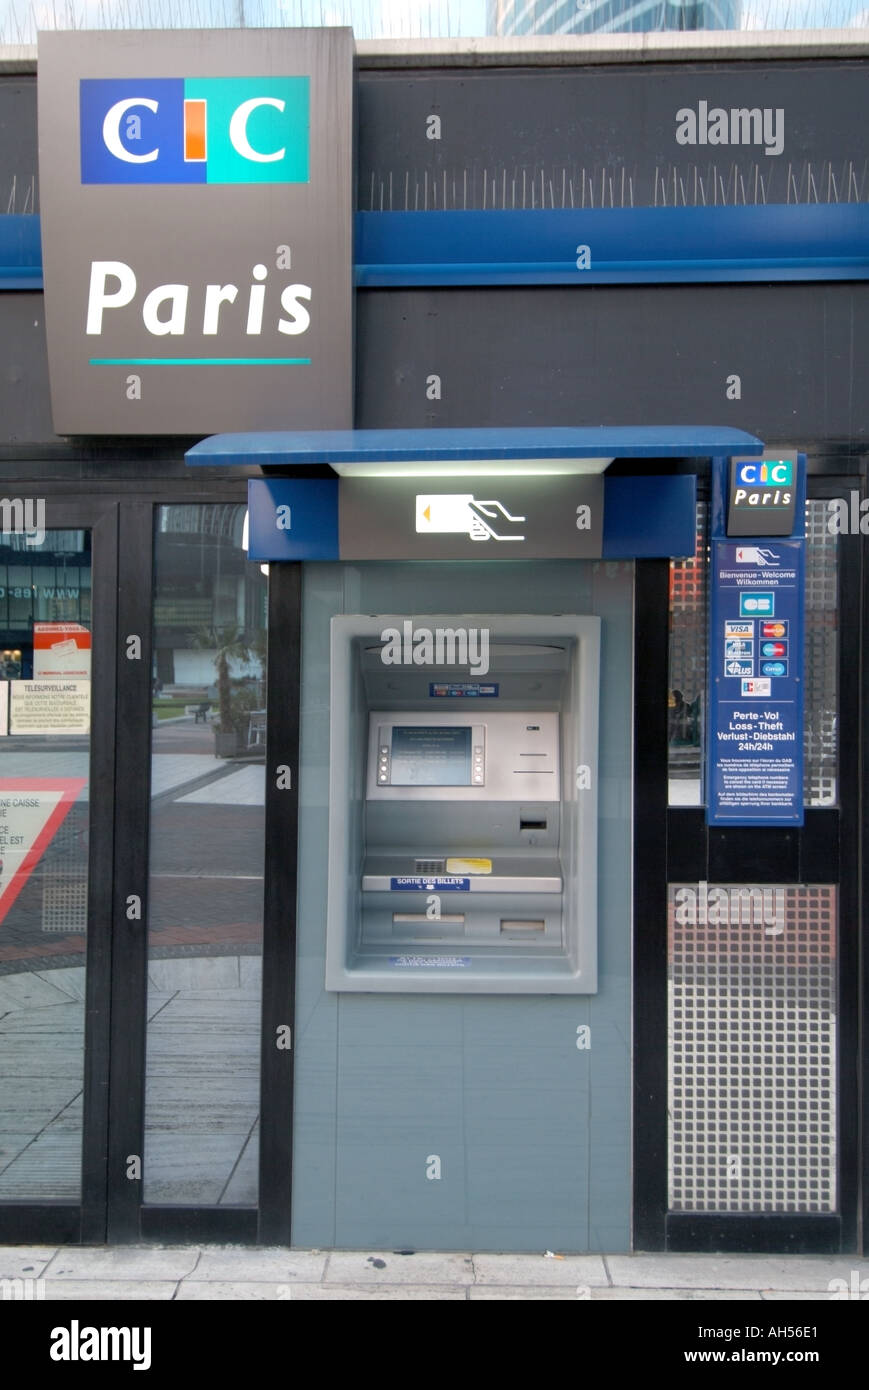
[446,857,492,875]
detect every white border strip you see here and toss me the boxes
[3,29,869,74]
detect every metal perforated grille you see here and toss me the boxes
[668,883,836,1213]
[803,501,838,806]
[40,816,88,934]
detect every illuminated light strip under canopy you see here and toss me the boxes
[186,425,764,477]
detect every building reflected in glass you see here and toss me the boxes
[489,0,740,33]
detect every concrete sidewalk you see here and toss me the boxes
[2,1246,867,1300]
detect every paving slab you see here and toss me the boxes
[192,1248,327,1282]
[239,957,262,987]
[218,1143,259,1206]
[605,1255,869,1292]
[0,1134,34,1173]
[177,765,265,806]
[33,967,88,1002]
[42,1247,200,1280]
[254,1283,466,1301]
[0,1130,81,1200]
[0,972,80,1012]
[154,989,261,1005]
[473,1253,609,1286]
[469,1285,762,1300]
[470,1285,593,1300]
[150,754,223,798]
[178,1280,466,1300]
[325,1251,474,1284]
[591,1287,765,1301]
[147,958,240,992]
[176,1281,296,1301]
[42,1280,178,1300]
[760,1288,854,1301]
[146,993,177,1022]
[142,1134,253,1204]
[0,1246,58,1279]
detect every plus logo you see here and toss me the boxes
[79,77,309,185]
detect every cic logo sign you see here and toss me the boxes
[734,460,794,488]
[79,77,309,185]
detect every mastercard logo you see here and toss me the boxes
[761,622,786,638]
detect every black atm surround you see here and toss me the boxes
[632,465,865,1256]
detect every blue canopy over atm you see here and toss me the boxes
[185,425,764,561]
[186,425,762,470]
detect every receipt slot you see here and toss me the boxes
[325,614,600,992]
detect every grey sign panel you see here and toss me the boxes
[37,29,353,435]
[339,477,604,560]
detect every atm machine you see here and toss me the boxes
[325,614,600,993]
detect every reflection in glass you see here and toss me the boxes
[144,505,266,1205]
[2,0,865,43]
[0,532,91,1201]
[668,503,707,806]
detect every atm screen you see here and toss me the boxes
[390,725,472,786]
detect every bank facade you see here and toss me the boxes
[0,28,866,1254]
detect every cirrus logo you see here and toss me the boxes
[80,77,309,185]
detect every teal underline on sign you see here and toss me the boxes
[89,357,312,366]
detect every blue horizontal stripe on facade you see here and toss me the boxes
[0,215,43,287]
[4,205,868,290]
[355,205,869,286]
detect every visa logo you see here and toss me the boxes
[80,77,309,185]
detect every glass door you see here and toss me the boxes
[0,497,116,1243]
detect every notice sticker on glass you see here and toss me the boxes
[33,623,91,679]
[9,681,91,736]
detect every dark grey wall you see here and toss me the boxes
[355,283,869,447]
[5,279,866,448]
[0,77,38,214]
[0,293,57,445]
[356,63,869,211]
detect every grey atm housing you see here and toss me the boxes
[325,615,600,993]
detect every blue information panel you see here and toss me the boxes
[707,540,804,825]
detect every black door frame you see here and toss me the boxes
[0,494,117,1244]
[0,478,304,1247]
[633,463,864,1255]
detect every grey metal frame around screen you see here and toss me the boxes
[325,613,600,993]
